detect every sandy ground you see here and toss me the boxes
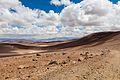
[0,31,120,80]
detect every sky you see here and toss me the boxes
[20,0,119,13]
[20,0,81,13]
[0,0,120,39]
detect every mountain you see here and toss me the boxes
[44,31,120,49]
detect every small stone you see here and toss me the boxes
[36,53,41,56]
[27,75,31,78]
[80,53,83,55]
[47,67,49,69]
[83,75,87,79]
[78,59,81,62]
[67,56,70,59]
[32,66,36,68]
[18,65,25,69]
[90,54,93,56]
[62,52,66,55]
[48,60,58,65]
[101,53,104,56]
[17,65,29,69]
[5,77,9,79]
[76,75,80,78]
[32,59,37,61]
[72,61,76,64]
[60,64,63,66]
[62,61,67,64]
[89,54,93,58]
[68,59,70,62]
[85,52,89,55]
[84,52,89,59]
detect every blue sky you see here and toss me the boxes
[111,0,120,3]
[20,0,120,13]
[20,0,81,13]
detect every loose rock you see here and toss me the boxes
[48,60,58,65]
[17,65,29,69]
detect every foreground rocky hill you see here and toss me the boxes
[0,31,120,80]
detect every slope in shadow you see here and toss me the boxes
[0,43,41,50]
[0,31,120,52]
[43,31,120,49]
[0,45,16,53]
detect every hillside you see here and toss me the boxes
[0,31,120,80]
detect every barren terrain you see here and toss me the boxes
[0,31,120,80]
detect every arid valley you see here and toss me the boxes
[0,31,120,80]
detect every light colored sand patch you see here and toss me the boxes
[12,50,43,54]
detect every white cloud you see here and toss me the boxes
[50,0,72,6]
[60,0,120,33]
[50,0,61,6]
[0,0,120,39]
[0,0,60,35]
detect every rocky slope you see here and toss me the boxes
[0,31,120,80]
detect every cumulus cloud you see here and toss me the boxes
[50,0,72,6]
[0,0,60,35]
[60,0,120,33]
[0,0,120,39]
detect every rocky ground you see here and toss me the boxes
[0,31,120,80]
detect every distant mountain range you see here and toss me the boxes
[0,37,77,43]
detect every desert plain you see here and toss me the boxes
[0,31,120,80]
